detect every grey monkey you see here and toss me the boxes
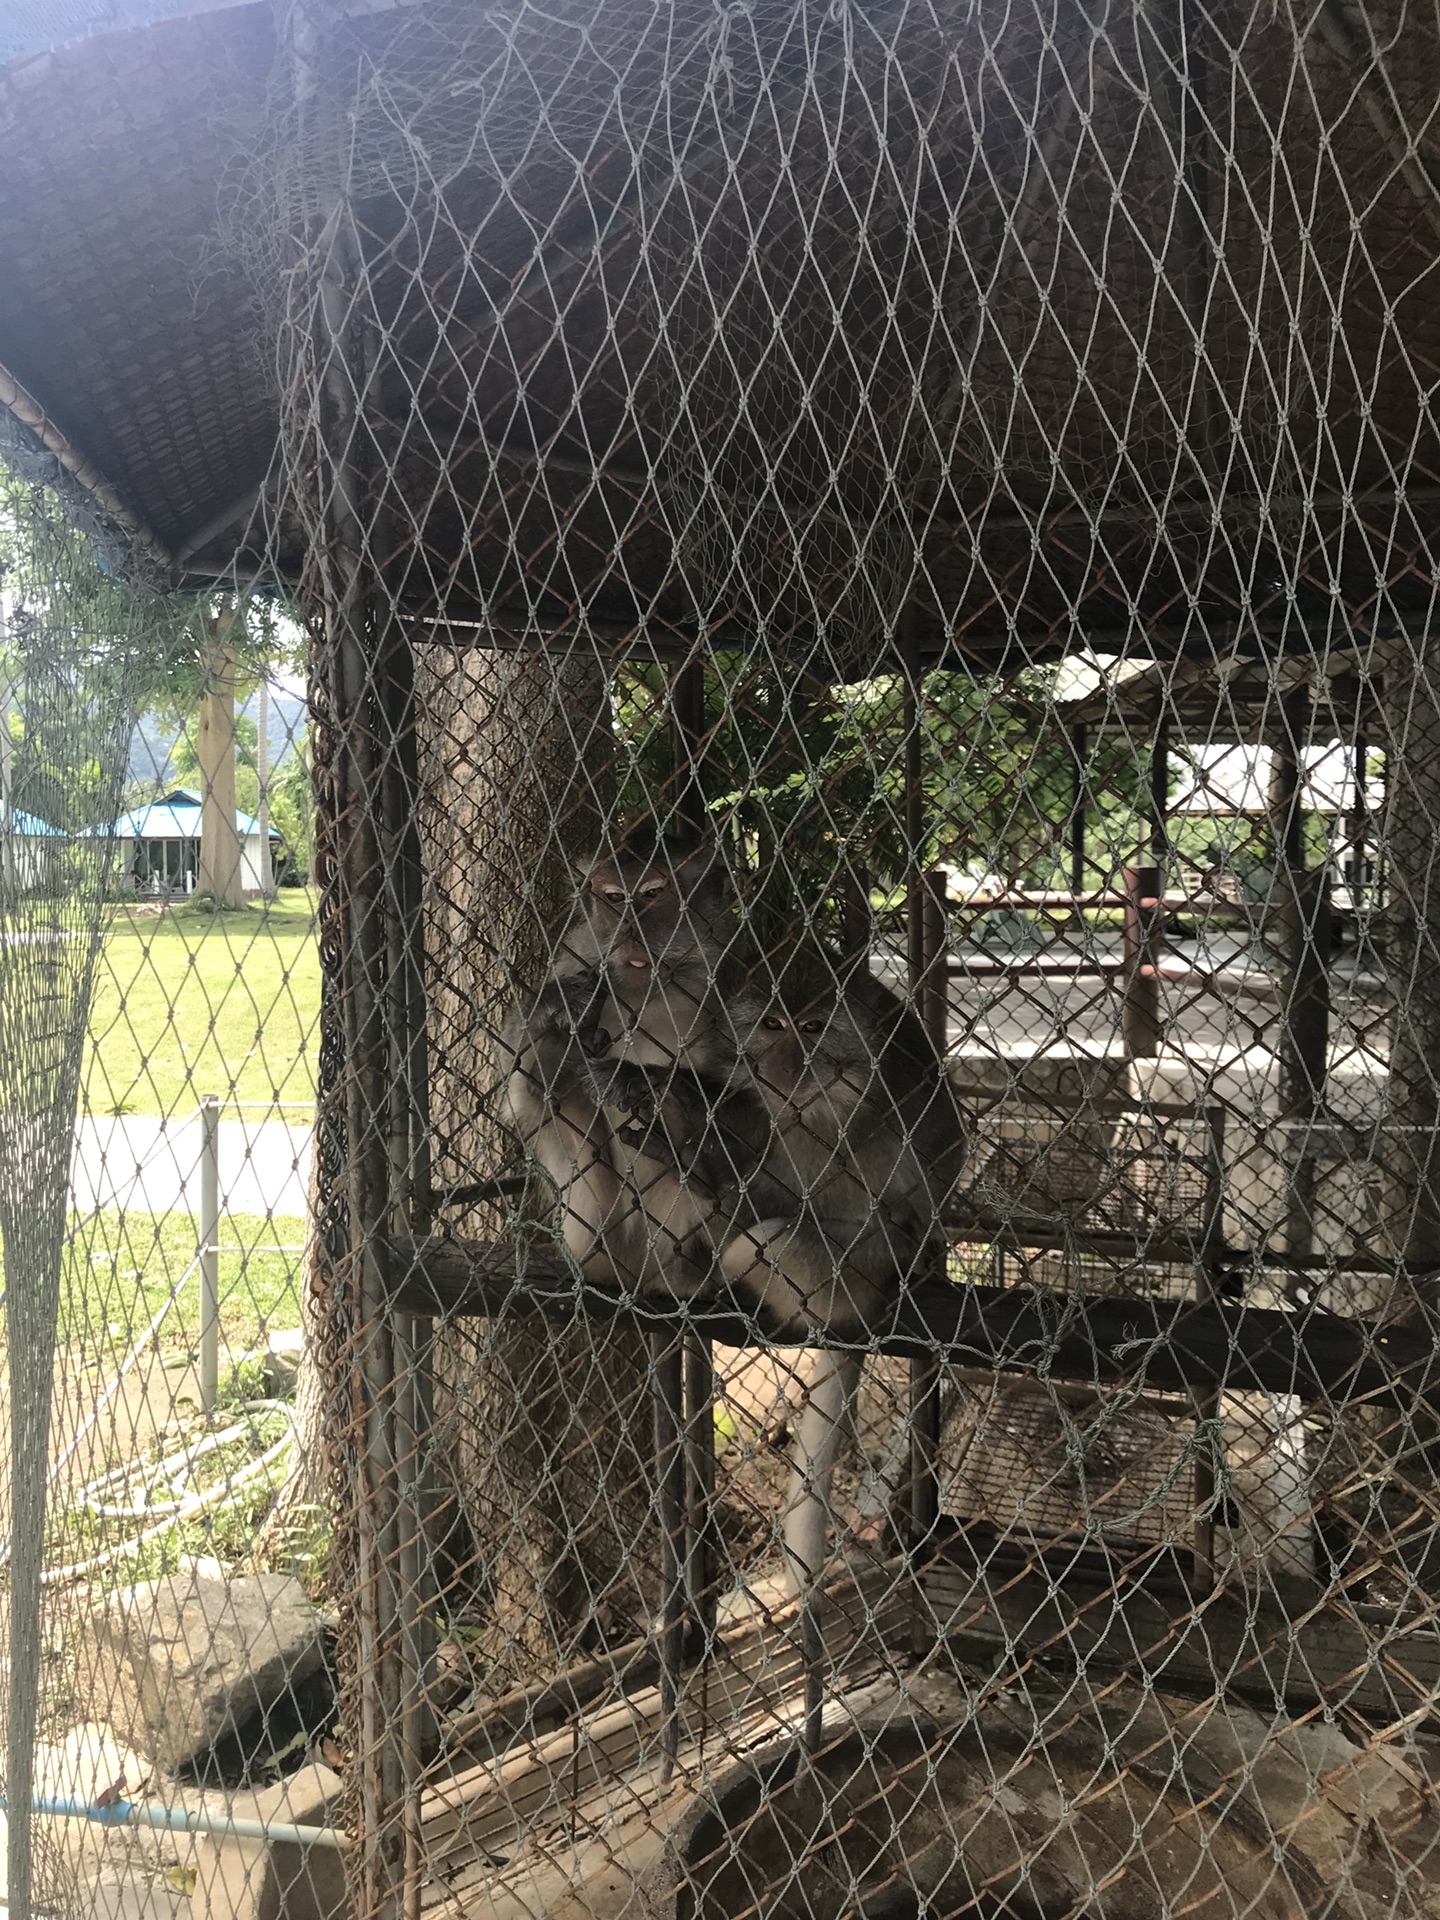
[501,824,747,1298]
[713,960,966,1594]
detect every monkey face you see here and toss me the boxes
[740,994,871,1122]
[578,844,728,982]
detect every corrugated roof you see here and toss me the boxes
[6,807,65,837]
[99,787,277,840]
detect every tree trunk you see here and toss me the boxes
[195,601,245,908]
[256,672,275,898]
[414,641,658,1686]
[254,1200,332,1569]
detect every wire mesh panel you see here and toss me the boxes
[6,0,1440,1915]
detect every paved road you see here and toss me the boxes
[72,1114,311,1218]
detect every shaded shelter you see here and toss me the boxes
[5,5,1440,1920]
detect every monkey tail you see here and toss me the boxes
[781,1348,863,1602]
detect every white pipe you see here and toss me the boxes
[7,1796,345,1850]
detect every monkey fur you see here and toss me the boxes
[712,957,967,1595]
[501,826,750,1298]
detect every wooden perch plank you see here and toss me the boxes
[380,1234,1437,1406]
[924,1558,1440,1732]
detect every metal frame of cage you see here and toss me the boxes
[308,522,1436,1916]
[298,161,1440,1893]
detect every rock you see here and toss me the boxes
[261,1330,305,1398]
[88,1573,327,1775]
[191,1764,345,1920]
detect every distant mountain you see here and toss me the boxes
[125,685,309,787]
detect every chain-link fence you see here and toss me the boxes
[5,0,1440,1916]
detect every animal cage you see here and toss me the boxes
[5,0,1440,1916]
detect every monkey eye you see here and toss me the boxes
[639,879,668,898]
[761,1015,787,1032]
[800,1019,825,1035]
[599,887,627,905]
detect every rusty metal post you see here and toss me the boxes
[1069,720,1087,895]
[1121,865,1162,1059]
[900,614,942,1622]
[668,652,718,1655]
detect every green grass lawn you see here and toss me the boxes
[83,893,320,1119]
[63,1208,308,1361]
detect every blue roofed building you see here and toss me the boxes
[102,788,283,896]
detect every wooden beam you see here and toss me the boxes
[925,1547,1440,1733]
[380,1234,1438,1407]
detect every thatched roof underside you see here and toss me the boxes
[1,0,1437,670]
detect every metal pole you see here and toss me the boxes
[669,652,708,838]
[651,1332,686,1782]
[840,862,873,972]
[684,1334,718,1658]
[1348,736,1369,911]
[1068,721,1087,895]
[1150,705,1171,871]
[921,869,949,1054]
[1269,699,1329,1259]
[667,652,717,1664]
[1121,865,1162,1059]
[199,1092,220,1414]
[900,612,942,1632]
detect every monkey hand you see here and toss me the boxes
[602,1064,705,1167]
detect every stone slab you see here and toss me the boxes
[88,1573,326,1774]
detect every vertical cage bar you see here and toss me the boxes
[651,1331,687,1781]
[669,651,708,838]
[1269,697,1329,1259]
[304,169,414,1920]
[684,1334,718,1656]
[1069,721,1087,895]
[840,862,873,971]
[1149,704,1171,870]
[1348,736,1369,911]
[920,869,949,1054]
[375,617,437,1920]
[1189,1106,1228,1586]
[668,651,717,1655]
[900,614,942,1613]
[1121,865,1162,1060]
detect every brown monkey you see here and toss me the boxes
[501,825,749,1297]
[712,959,965,1592]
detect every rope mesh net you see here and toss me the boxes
[8,0,1440,1915]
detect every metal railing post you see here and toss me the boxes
[199,1093,220,1413]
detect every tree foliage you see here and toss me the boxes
[612,658,1150,944]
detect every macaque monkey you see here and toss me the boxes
[717,965,965,1334]
[714,962,966,1593]
[501,825,747,1297]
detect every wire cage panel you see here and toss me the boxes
[6,0,1440,1916]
